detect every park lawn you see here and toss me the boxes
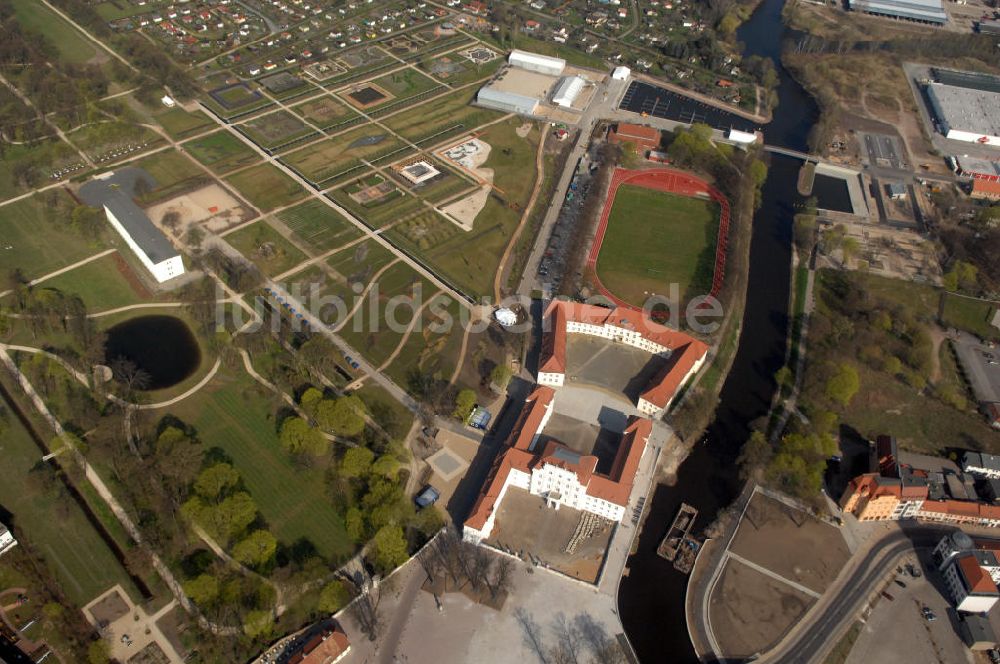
[338,262,433,366]
[0,191,111,280]
[596,186,719,306]
[0,137,79,202]
[225,219,309,277]
[363,68,441,104]
[164,368,354,561]
[238,110,316,151]
[383,293,465,388]
[65,122,163,161]
[276,200,363,254]
[134,149,211,203]
[41,252,150,310]
[282,127,407,186]
[941,293,999,341]
[154,107,216,140]
[225,163,308,212]
[10,0,99,65]
[408,162,477,204]
[479,119,540,208]
[0,393,141,605]
[328,184,425,228]
[353,383,415,443]
[382,87,502,145]
[183,130,261,174]
[291,95,359,131]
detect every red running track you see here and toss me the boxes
[587,167,731,310]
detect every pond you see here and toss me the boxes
[104,315,201,391]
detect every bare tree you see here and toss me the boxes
[514,608,550,664]
[551,613,581,664]
[352,567,381,642]
[488,556,514,600]
[572,614,627,664]
[469,544,494,592]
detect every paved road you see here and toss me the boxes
[760,526,953,664]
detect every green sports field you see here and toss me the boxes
[595,185,719,306]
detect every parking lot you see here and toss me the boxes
[537,153,597,290]
[845,551,974,664]
[951,329,1000,404]
[861,131,909,171]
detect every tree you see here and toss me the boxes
[371,454,400,478]
[315,396,366,437]
[490,364,513,390]
[883,355,903,376]
[300,386,324,416]
[188,491,258,543]
[345,506,366,542]
[183,573,220,606]
[774,365,793,389]
[370,525,409,574]
[410,505,445,538]
[318,580,351,614]
[279,416,328,456]
[737,430,772,482]
[452,389,476,422]
[88,640,110,664]
[154,426,203,492]
[340,447,375,479]
[825,363,860,406]
[185,226,205,250]
[232,530,278,568]
[243,610,274,639]
[194,462,241,501]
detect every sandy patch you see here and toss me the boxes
[515,122,532,138]
[145,183,252,235]
[437,138,493,231]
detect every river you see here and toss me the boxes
[616,0,820,661]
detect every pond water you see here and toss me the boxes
[104,315,201,390]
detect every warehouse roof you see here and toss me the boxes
[509,49,565,74]
[849,0,947,23]
[552,75,586,108]
[476,85,540,113]
[79,177,179,265]
[927,83,1000,139]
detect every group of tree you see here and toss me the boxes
[182,461,277,569]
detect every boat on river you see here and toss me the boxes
[657,503,697,561]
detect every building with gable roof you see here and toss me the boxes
[538,301,708,416]
[463,386,651,543]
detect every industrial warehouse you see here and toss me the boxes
[848,0,947,24]
[475,49,604,123]
[925,69,1000,147]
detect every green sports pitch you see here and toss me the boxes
[594,184,719,307]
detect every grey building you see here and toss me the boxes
[848,0,947,24]
[476,86,539,115]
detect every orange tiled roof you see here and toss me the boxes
[539,301,708,408]
[958,554,1000,595]
[973,179,1000,197]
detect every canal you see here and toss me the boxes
[616,0,820,660]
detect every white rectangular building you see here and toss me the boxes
[103,193,185,283]
[509,49,565,76]
[926,83,1000,147]
[552,75,586,108]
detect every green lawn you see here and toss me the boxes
[358,68,442,109]
[10,0,99,64]
[596,186,718,305]
[383,294,465,389]
[0,389,141,605]
[65,122,164,161]
[134,150,211,203]
[338,262,433,367]
[225,163,308,212]
[0,137,79,203]
[382,87,502,145]
[183,130,261,174]
[41,252,149,310]
[238,110,317,151]
[163,368,354,561]
[225,219,309,277]
[353,384,415,442]
[291,95,359,131]
[154,107,216,140]
[0,191,111,280]
[277,200,363,254]
[383,120,540,296]
[281,126,408,186]
[941,293,1000,341]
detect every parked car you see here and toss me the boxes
[415,485,440,509]
[894,579,907,588]
[922,606,936,621]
